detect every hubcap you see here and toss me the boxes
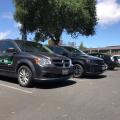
[19,69,29,85]
[73,65,82,77]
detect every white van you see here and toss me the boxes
[111,55,120,66]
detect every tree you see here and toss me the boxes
[34,31,47,43]
[79,42,87,50]
[13,0,97,44]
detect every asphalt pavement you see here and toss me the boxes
[0,68,120,120]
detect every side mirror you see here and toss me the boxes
[6,48,16,54]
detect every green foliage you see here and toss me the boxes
[79,42,87,50]
[34,32,46,43]
[13,0,97,43]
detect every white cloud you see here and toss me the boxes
[1,13,13,20]
[0,31,11,40]
[14,22,22,28]
[97,0,120,26]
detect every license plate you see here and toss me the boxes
[62,69,69,75]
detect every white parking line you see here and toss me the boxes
[0,84,33,94]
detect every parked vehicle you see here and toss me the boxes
[111,55,120,67]
[47,46,106,78]
[0,40,73,87]
[89,53,117,70]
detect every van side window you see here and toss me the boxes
[0,41,16,54]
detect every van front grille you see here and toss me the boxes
[95,60,104,65]
[52,59,70,68]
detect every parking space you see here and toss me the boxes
[0,68,120,120]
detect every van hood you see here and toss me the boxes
[87,55,103,61]
[30,52,69,60]
[70,53,103,61]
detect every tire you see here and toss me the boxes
[73,64,84,78]
[109,66,115,70]
[17,65,33,87]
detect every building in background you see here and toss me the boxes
[84,45,120,55]
[67,42,76,48]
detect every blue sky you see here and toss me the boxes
[0,0,120,48]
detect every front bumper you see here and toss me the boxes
[35,65,73,80]
[86,64,106,75]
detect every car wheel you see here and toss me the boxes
[109,66,115,70]
[73,64,84,78]
[18,66,33,87]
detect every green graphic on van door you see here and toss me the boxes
[0,56,13,65]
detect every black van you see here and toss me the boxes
[0,40,73,87]
[89,53,117,70]
[47,46,106,78]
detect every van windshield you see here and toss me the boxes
[63,46,87,55]
[16,41,53,53]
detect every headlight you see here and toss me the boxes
[86,59,96,64]
[35,57,51,66]
[69,59,73,66]
[86,59,91,64]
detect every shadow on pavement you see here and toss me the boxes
[83,74,107,80]
[0,76,18,84]
[108,68,120,71]
[34,80,76,89]
[0,76,76,89]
